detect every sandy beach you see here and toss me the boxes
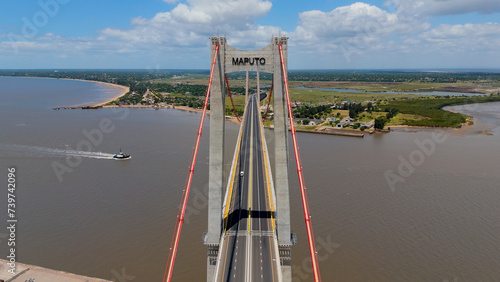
[0,76,130,107]
[91,81,129,106]
[51,78,130,106]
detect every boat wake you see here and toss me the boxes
[0,144,116,159]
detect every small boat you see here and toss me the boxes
[113,148,131,160]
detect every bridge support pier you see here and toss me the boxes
[279,246,292,281]
[206,246,219,281]
[205,36,293,282]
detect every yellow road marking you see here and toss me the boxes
[223,101,248,231]
[258,95,277,281]
[248,99,254,234]
[258,100,276,232]
[220,100,250,281]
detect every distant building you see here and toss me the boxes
[360,122,374,129]
[337,117,354,128]
[295,118,323,126]
[309,119,323,126]
[260,104,273,112]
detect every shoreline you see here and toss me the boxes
[0,76,130,107]
[102,104,242,125]
[67,103,488,136]
[51,77,130,106]
[90,82,129,106]
[7,75,491,136]
[296,127,365,137]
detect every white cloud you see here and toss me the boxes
[291,3,428,54]
[2,1,500,68]
[0,0,277,68]
[386,0,500,16]
[420,23,500,50]
[423,23,500,39]
[100,0,273,48]
[227,25,282,47]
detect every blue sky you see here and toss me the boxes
[1,0,500,69]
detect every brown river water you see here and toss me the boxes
[1,77,499,281]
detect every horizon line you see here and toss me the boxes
[2,68,500,72]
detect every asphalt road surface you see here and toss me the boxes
[215,94,281,282]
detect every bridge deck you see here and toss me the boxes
[214,94,281,282]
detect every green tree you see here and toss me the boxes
[349,103,364,119]
[386,108,399,119]
[374,116,387,129]
[367,102,373,112]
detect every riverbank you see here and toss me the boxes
[55,78,129,106]
[101,104,243,125]
[297,127,365,137]
[95,103,488,137]
[41,75,499,136]
[1,76,130,107]
[92,82,129,106]
[0,259,111,282]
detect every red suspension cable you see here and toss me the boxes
[262,83,273,121]
[225,74,241,122]
[279,42,322,282]
[163,42,219,282]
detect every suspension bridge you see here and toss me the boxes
[163,37,322,282]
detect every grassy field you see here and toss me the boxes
[225,94,246,107]
[154,76,500,129]
[383,95,500,127]
[303,82,450,92]
[295,125,318,130]
[386,113,428,126]
[289,80,498,94]
[289,88,420,104]
[153,77,273,89]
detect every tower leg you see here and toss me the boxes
[273,37,292,247]
[245,70,249,106]
[207,37,226,281]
